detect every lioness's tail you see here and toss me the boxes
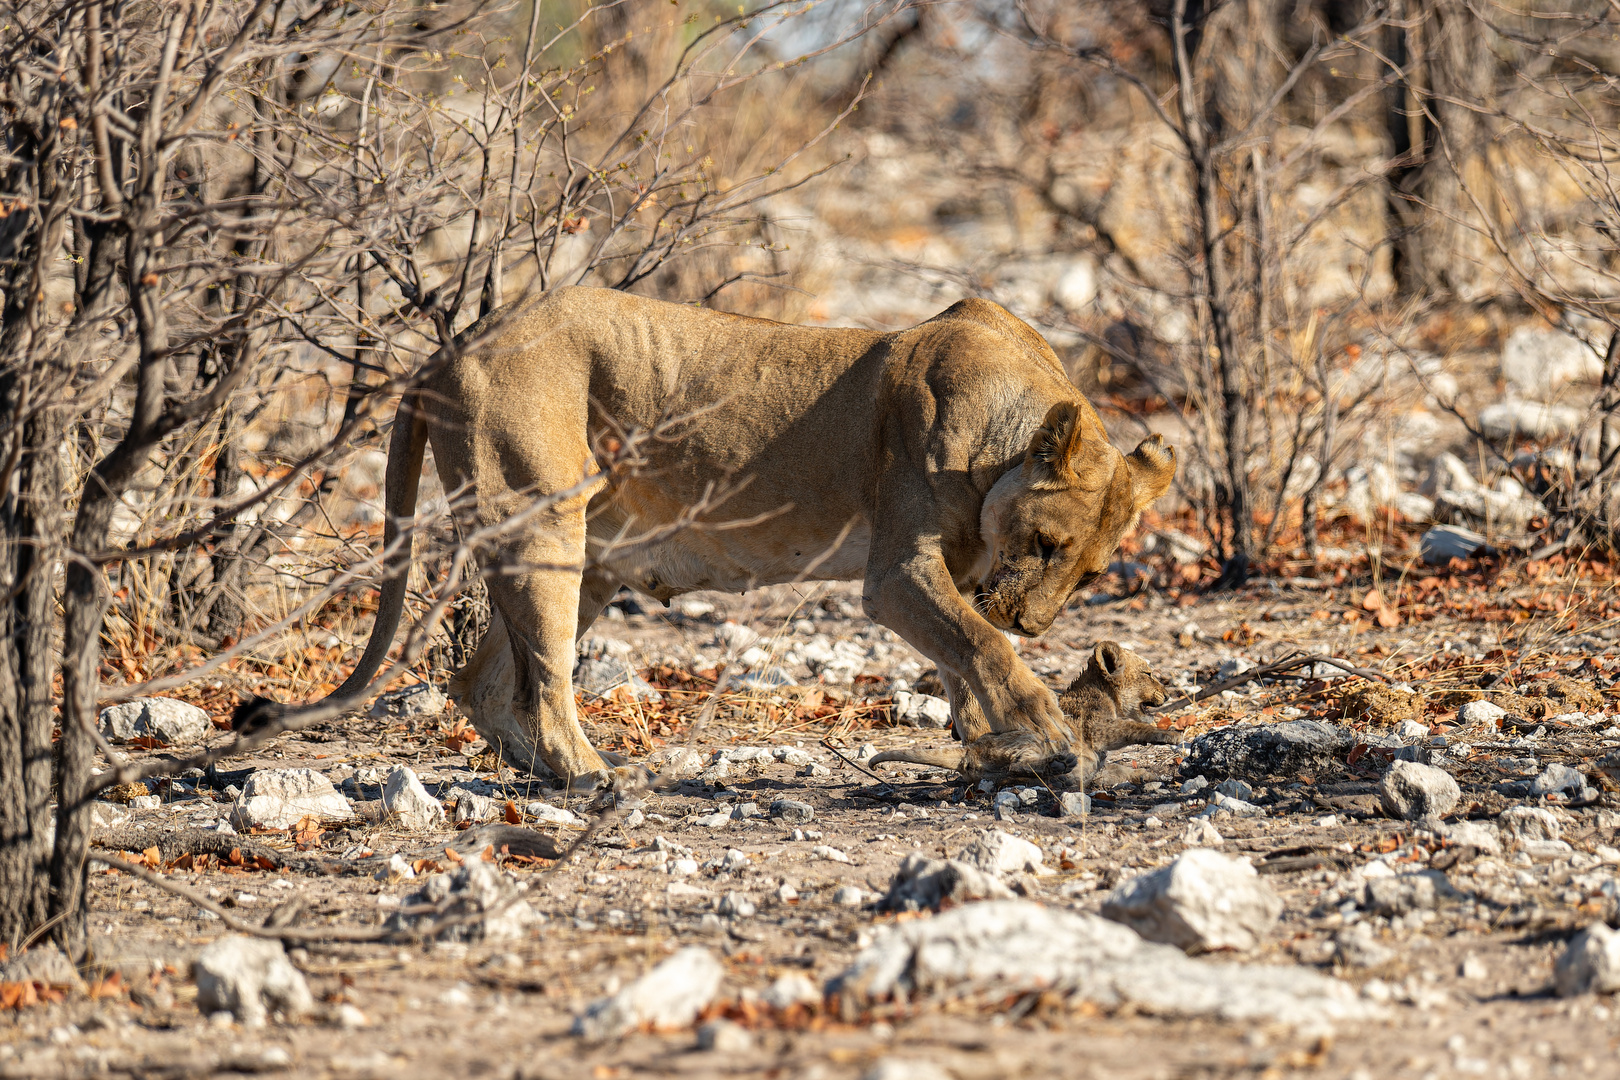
[867,747,966,771]
[233,395,429,733]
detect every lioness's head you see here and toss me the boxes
[977,402,1175,637]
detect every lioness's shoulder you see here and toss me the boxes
[928,298,1064,374]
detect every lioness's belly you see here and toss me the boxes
[591,493,873,597]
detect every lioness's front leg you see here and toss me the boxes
[864,550,1068,745]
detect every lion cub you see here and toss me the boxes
[870,641,1176,789]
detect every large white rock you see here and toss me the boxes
[831,900,1380,1027]
[193,936,315,1027]
[384,860,539,943]
[1457,700,1507,726]
[368,682,447,718]
[1555,922,1620,996]
[99,698,213,746]
[957,830,1048,876]
[381,766,445,831]
[573,947,724,1039]
[880,852,1015,911]
[228,769,354,831]
[1419,452,1478,497]
[1501,326,1603,397]
[1499,805,1562,843]
[1101,848,1281,952]
[1379,761,1461,821]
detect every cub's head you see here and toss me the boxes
[1080,640,1168,715]
[977,402,1175,637]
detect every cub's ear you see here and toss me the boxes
[1092,640,1124,680]
[1125,434,1176,510]
[1024,401,1083,484]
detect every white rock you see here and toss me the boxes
[832,885,865,907]
[892,691,952,729]
[381,767,445,831]
[1379,761,1461,821]
[128,794,162,809]
[88,802,128,831]
[229,769,354,831]
[99,698,213,746]
[1480,399,1583,442]
[1101,848,1282,952]
[1499,806,1562,843]
[957,830,1048,876]
[193,936,315,1027]
[715,621,761,653]
[1182,819,1224,846]
[696,1018,753,1053]
[1419,452,1478,497]
[573,947,724,1039]
[862,1061,952,1080]
[1441,820,1502,856]
[811,845,851,863]
[761,972,820,1010]
[1501,326,1602,397]
[830,900,1380,1026]
[880,853,1015,911]
[1458,700,1508,726]
[1555,922,1620,996]
[524,802,583,827]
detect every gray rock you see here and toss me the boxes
[0,945,81,988]
[1360,870,1457,915]
[832,885,865,907]
[229,769,354,831]
[1499,806,1562,843]
[1180,775,1210,796]
[573,656,662,702]
[1101,848,1281,952]
[385,860,539,942]
[367,682,447,718]
[449,786,503,825]
[892,691,952,729]
[1457,700,1508,726]
[1420,525,1495,566]
[1529,763,1590,798]
[1214,779,1253,801]
[1554,922,1620,996]
[725,666,797,692]
[381,766,445,831]
[193,936,315,1027]
[1057,791,1091,817]
[89,801,129,831]
[830,900,1381,1026]
[770,798,815,824]
[1180,720,1353,783]
[98,698,213,746]
[730,802,760,820]
[1379,761,1461,821]
[1434,486,1545,532]
[573,947,723,1039]
[880,852,1014,912]
[646,747,707,781]
[1182,819,1224,847]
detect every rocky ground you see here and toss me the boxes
[5,556,1620,1080]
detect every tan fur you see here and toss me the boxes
[870,641,1176,789]
[323,287,1175,787]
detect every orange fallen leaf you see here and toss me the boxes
[503,800,521,825]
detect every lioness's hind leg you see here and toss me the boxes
[484,511,617,789]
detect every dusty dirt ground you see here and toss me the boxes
[6,550,1620,1080]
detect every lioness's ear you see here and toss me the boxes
[1093,640,1123,680]
[1025,401,1083,482]
[1125,434,1176,510]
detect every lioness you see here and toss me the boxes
[284,287,1174,787]
[870,640,1175,788]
